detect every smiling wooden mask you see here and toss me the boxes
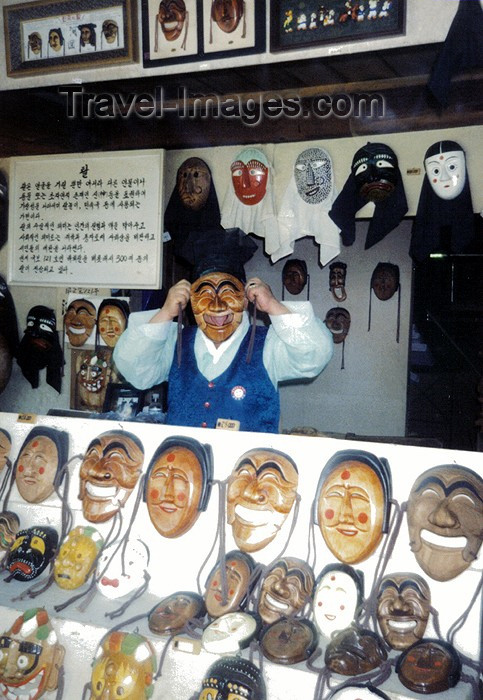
[14,426,69,504]
[144,436,213,538]
[315,450,392,565]
[376,572,430,650]
[227,448,298,553]
[258,557,315,626]
[406,464,483,581]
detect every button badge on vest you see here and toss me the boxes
[231,385,246,400]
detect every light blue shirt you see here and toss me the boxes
[113,301,333,391]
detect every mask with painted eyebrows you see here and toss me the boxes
[406,464,483,581]
[79,430,144,523]
[258,557,314,625]
[376,573,430,650]
[227,448,299,553]
[204,549,255,618]
[64,298,96,347]
[191,271,246,344]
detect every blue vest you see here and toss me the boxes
[167,325,279,433]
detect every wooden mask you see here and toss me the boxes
[198,657,266,700]
[260,618,318,665]
[325,626,388,676]
[258,557,315,625]
[329,262,348,302]
[231,148,269,206]
[14,427,69,504]
[204,550,255,618]
[396,639,461,694]
[144,436,213,538]
[282,259,308,297]
[191,270,246,344]
[53,525,103,590]
[7,526,58,581]
[376,572,430,650]
[352,142,399,203]
[211,0,244,34]
[63,298,96,347]
[177,157,212,211]
[0,429,11,471]
[406,464,483,581]
[324,307,350,344]
[202,611,260,655]
[90,631,156,699]
[96,299,129,349]
[0,608,65,699]
[148,591,205,635]
[313,563,364,640]
[0,511,20,563]
[315,450,392,564]
[227,448,298,553]
[79,430,144,523]
[157,0,187,41]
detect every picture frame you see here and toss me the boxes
[142,0,203,67]
[201,0,266,58]
[270,0,405,53]
[3,0,138,77]
[103,382,146,418]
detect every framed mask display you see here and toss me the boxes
[396,639,461,694]
[201,611,261,655]
[198,656,266,700]
[325,626,388,676]
[63,298,96,347]
[78,429,144,523]
[14,426,69,504]
[376,572,430,651]
[202,0,265,57]
[53,525,104,590]
[315,450,392,564]
[260,617,318,665]
[148,591,206,635]
[204,549,255,618]
[144,436,213,538]
[96,538,150,600]
[7,526,59,582]
[0,608,65,699]
[329,262,347,302]
[258,557,315,625]
[226,447,299,553]
[0,511,20,563]
[313,563,364,640]
[89,631,156,699]
[406,464,482,581]
[143,0,200,66]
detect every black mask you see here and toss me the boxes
[16,306,64,393]
[7,526,58,581]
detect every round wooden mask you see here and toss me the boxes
[258,557,315,625]
[204,550,255,618]
[198,656,266,700]
[145,436,213,538]
[14,426,69,504]
[53,525,103,590]
[260,617,318,665]
[148,591,205,635]
[0,608,65,699]
[396,639,461,694]
[313,563,364,640]
[79,430,144,523]
[406,464,483,581]
[325,626,388,676]
[177,157,211,211]
[227,448,298,553]
[90,631,156,699]
[315,450,392,564]
[211,0,244,34]
[376,572,430,650]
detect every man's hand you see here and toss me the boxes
[149,279,191,323]
[245,277,290,316]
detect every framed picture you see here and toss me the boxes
[142,0,202,67]
[70,347,116,413]
[270,0,405,52]
[3,0,138,77]
[201,0,266,57]
[103,382,146,419]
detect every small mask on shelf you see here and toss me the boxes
[325,626,388,676]
[313,563,364,640]
[14,426,69,504]
[198,656,266,700]
[202,611,261,656]
[96,538,150,600]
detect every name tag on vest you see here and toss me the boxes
[216,418,240,431]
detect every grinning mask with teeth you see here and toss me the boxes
[294,147,333,204]
[231,148,269,206]
[324,307,350,344]
[64,298,96,347]
[376,572,430,650]
[406,465,483,581]
[7,527,58,582]
[0,608,65,700]
[79,430,144,523]
[258,557,314,625]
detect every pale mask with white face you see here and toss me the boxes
[313,569,360,640]
[424,150,466,200]
[96,538,149,600]
[202,612,257,655]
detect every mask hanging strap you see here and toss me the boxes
[154,13,159,52]
[429,605,444,641]
[447,575,483,648]
[54,665,64,700]
[1,460,17,512]
[246,305,257,364]
[195,478,227,597]
[106,570,151,619]
[306,273,310,301]
[307,497,318,573]
[241,1,246,38]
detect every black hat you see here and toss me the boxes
[181,226,257,282]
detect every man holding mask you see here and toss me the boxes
[113,227,332,432]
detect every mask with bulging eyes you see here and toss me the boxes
[294,147,333,204]
[406,464,483,581]
[54,525,103,590]
[324,307,350,344]
[0,608,65,700]
[260,618,318,665]
[352,143,399,203]
[211,0,244,34]
[231,148,269,206]
[79,430,144,523]
[202,611,259,655]
[76,351,110,412]
[424,141,466,201]
[376,572,430,650]
[157,0,187,41]
[396,639,461,694]
[7,526,58,581]
[258,557,315,625]
[96,538,150,600]
[227,448,299,553]
[325,626,388,676]
[329,262,347,302]
[90,631,156,700]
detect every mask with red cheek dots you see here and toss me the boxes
[424,141,466,201]
[204,550,255,618]
[231,148,269,206]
